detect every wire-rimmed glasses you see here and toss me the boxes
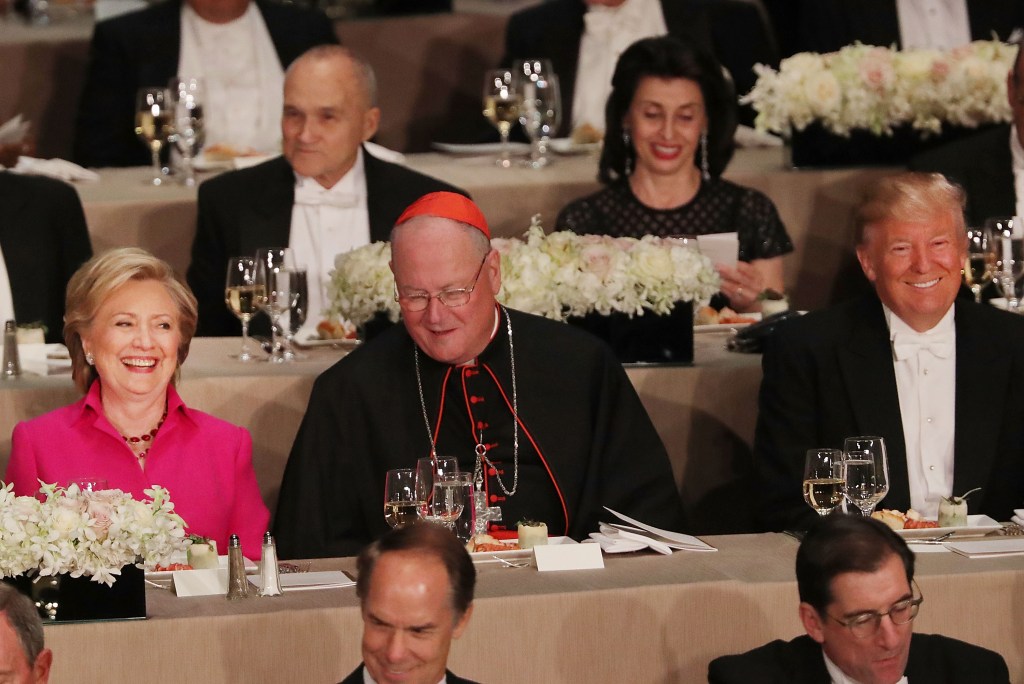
[394,255,488,312]
[826,583,923,638]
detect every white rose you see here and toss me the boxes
[632,247,674,281]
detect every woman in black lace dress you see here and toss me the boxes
[557,36,792,312]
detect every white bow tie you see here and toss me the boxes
[891,331,954,361]
[294,184,358,209]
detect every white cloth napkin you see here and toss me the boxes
[590,523,672,554]
[1012,509,1024,527]
[10,157,99,182]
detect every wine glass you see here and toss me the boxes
[842,436,889,517]
[987,216,1024,312]
[482,69,520,168]
[451,471,477,543]
[383,468,420,530]
[283,269,308,360]
[225,257,262,362]
[169,76,205,187]
[803,448,844,517]
[254,248,298,363]
[134,87,174,186]
[518,72,561,169]
[415,457,464,532]
[963,226,995,304]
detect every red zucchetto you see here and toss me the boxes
[395,191,491,239]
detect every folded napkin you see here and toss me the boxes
[10,157,99,182]
[1012,509,1024,527]
[590,523,672,554]
[0,343,71,376]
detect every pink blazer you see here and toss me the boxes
[7,382,270,559]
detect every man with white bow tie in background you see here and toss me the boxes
[187,45,466,338]
[499,0,776,135]
[755,172,1024,532]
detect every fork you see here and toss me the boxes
[490,555,531,568]
[906,531,955,545]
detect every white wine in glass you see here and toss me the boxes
[964,226,995,304]
[482,69,520,169]
[384,468,420,529]
[803,448,844,517]
[225,257,263,362]
[135,87,174,186]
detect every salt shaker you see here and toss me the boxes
[257,531,282,597]
[226,534,250,600]
[2,320,21,379]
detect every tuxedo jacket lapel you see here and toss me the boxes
[835,299,910,510]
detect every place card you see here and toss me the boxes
[697,232,738,269]
[945,538,1024,559]
[172,568,227,597]
[534,541,604,571]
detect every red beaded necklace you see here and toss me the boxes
[122,410,168,461]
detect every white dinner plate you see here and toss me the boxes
[145,554,257,580]
[549,138,601,155]
[896,514,1002,539]
[694,312,761,334]
[294,337,361,350]
[431,141,531,155]
[191,155,235,172]
[470,536,577,562]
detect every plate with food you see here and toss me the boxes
[872,509,1002,539]
[694,307,761,333]
[193,144,265,171]
[293,319,362,349]
[467,534,577,562]
[549,138,601,155]
[146,555,258,579]
[431,142,530,155]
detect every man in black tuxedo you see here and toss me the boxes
[909,43,1024,226]
[790,0,1024,56]
[755,172,1024,532]
[74,0,338,168]
[500,0,777,133]
[709,515,1009,683]
[339,523,477,684]
[0,173,92,343]
[187,46,465,337]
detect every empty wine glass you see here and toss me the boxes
[134,87,174,186]
[254,248,298,363]
[988,216,1024,312]
[964,226,995,304]
[225,257,262,362]
[803,448,844,517]
[482,69,520,168]
[283,269,308,360]
[842,436,889,517]
[415,457,464,532]
[169,76,205,187]
[383,468,420,530]
[519,72,561,169]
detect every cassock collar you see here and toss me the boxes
[456,304,503,368]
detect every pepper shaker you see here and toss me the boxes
[226,534,250,600]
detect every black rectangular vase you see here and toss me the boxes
[3,564,146,622]
[568,301,694,365]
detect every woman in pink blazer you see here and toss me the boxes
[6,248,269,558]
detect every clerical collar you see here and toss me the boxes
[456,305,502,368]
[882,302,954,340]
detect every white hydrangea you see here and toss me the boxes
[742,40,1014,137]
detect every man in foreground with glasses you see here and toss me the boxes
[274,191,684,558]
[709,514,1009,683]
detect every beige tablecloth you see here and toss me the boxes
[0,335,761,531]
[39,533,1024,683]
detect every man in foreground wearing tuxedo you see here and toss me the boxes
[187,45,464,337]
[708,514,1009,683]
[909,41,1024,226]
[340,523,477,684]
[755,172,1024,532]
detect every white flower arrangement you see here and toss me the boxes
[325,217,720,327]
[0,483,189,587]
[742,40,1015,138]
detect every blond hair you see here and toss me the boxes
[855,172,966,245]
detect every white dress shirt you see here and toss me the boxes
[289,148,371,337]
[363,667,446,684]
[885,304,956,518]
[571,0,667,132]
[178,3,284,154]
[824,649,909,684]
[0,245,16,325]
[1010,125,1024,220]
[895,0,971,51]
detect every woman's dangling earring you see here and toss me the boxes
[623,128,633,176]
[700,129,708,180]
[700,130,710,181]
[85,351,94,365]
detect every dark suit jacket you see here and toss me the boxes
[187,150,467,336]
[0,173,93,343]
[708,633,1009,683]
[338,664,478,684]
[795,0,1024,55]
[500,0,777,134]
[755,294,1024,532]
[73,0,338,168]
[909,124,1014,228]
